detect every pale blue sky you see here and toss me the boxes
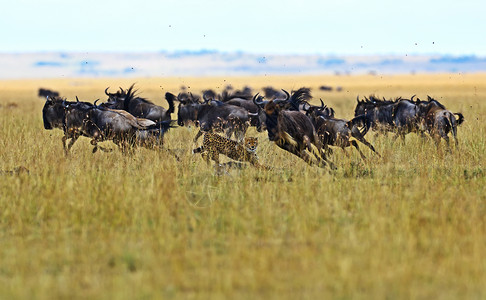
[2,0,485,55]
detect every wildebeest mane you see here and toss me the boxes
[290,87,312,103]
[426,96,446,109]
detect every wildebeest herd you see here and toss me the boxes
[41,84,464,170]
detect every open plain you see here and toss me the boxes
[0,73,485,299]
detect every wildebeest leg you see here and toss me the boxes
[277,142,326,168]
[358,137,380,157]
[341,146,350,157]
[432,133,441,149]
[452,125,459,147]
[443,135,452,153]
[62,134,79,155]
[193,130,204,143]
[304,135,329,168]
[90,139,99,153]
[66,135,80,154]
[62,135,68,153]
[350,140,366,160]
[89,138,112,153]
[62,135,73,155]
[351,129,380,157]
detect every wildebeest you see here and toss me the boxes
[417,96,464,150]
[391,95,430,140]
[254,95,331,168]
[42,96,104,153]
[262,87,287,100]
[103,84,174,122]
[43,91,174,154]
[319,85,333,91]
[305,101,379,159]
[302,99,335,119]
[171,92,250,142]
[81,105,174,153]
[251,88,312,133]
[355,95,397,133]
[38,88,59,98]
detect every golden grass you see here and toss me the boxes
[0,74,485,299]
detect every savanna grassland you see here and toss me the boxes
[0,74,485,299]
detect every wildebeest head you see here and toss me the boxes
[170,92,201,126]
[42,96,66,130]
[104,86,127,104]
[303,99,335,119]
[355,96,374,116]
[103,85,137,110]
[254,94,287,140]
[253,93,271,132]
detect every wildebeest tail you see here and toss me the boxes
[347,114,371,136]
[164,92,176,115]
[192,146,204,154]
[443,112,453,131]
[454,112,464,126]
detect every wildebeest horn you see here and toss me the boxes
[104,87,110,96]
[411,94,416,101]
[281,89,290,101]
[76,96,80,102]
[94,99,99,107]
[356,95,360,103]
[253,93,264,107]
[320,99,325,108]
[302,102,311,112]
[202,92,209,102]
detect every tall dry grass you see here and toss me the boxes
[0,74,485,299]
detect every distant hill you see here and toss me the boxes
[1,51,485,79]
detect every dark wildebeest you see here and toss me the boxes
[417,96,464,150]
[171,92,249,142]
[304,100,379,159]
[355,95,398,134]
[254,95,332,168]
[43,93,174,154]
[251,88,310,133]
[38,88,59,98]
[263,87,287,100]
[42,96,107,154]
[302,99,335,119]
[319,85,333,91]
[103,84,174,122]
[391,95,430,141]
[81,105,174,153]
[213,89,261,127]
